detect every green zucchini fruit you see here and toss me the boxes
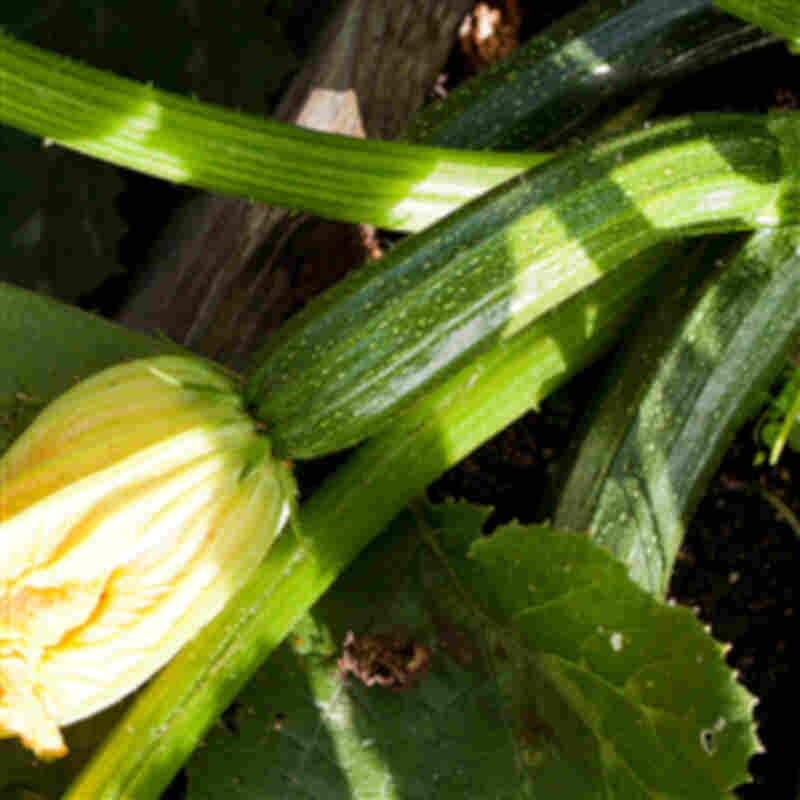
[550,226,800,597]
[246,112,800,460]
[406,0,774,151]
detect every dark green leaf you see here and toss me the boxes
[0,282,178,400]
[185,502,759,799]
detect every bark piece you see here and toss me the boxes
[119,0,474,370]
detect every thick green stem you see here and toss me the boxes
[62,239,679,799]
[0,33,542,233]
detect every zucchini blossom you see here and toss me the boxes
[0,357,294,759]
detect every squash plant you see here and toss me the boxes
[0,1,798,797]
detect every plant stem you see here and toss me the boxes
[758,486,800,539]
[0,32,543,233]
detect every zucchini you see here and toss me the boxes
[550,226,800,597]
[406,0,774,151]
[246,112,800,460]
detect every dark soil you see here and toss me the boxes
[675,431,799,798]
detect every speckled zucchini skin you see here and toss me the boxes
[405,0,773,151]
[247,113,800,459]
[551,227,800,597]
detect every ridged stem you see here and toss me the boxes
[0,32,543,233]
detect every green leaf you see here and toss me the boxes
[0,390,42,456]
[184,502,759,799]
[1,279,181,454]
[0,281,179,402]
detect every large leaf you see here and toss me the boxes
[185,502,759,799]
[0,282,177,401]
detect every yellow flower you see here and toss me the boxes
[0,356,294,759]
